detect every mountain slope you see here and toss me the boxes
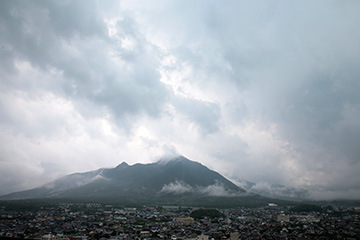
[232,177,309,200]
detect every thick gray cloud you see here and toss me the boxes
[0,0,360,200]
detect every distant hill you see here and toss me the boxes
[0,156,290,207]
[232,178,309,201]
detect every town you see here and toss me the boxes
[1,202,359,239]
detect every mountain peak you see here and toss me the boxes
[156,155,195,165]
[115,161,129,168]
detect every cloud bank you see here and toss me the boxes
[160,180,241,197]
[1,0,360,200]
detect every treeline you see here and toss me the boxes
[290,204,323,212]
[190,209,225,219]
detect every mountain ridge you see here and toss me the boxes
[231,177,310,201]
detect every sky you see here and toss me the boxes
[1,0,360,200]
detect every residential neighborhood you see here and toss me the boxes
[0,202,359,239]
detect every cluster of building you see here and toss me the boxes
[0,202,359,239]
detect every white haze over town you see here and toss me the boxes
[1,0,360,200]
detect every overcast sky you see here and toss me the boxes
[1,0,360,200]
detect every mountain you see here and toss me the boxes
[1,156,251,203]
[1,156,293,207]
